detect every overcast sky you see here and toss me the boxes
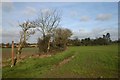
[1,2,118,43]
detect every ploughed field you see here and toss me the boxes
[2,44,119,78]
[2,48,39,60]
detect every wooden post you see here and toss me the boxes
[11,41,14,67]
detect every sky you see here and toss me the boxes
[1,0,119,2]
[1,2,118,43]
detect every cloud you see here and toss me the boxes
[41,8,51,13]
[1,0,119,2]
[1,0,12,2]
[22,7,37,16]
[71,27,118,41]
[2,2,14,12]
[6,19,19,27]
[80,16,90,22]
[70,11,78,17]
[71,29,90,39]
[2,26,118,43]
[0,2,2,9]
[96,14,112,21]
[2,29,19,38]
[0,29,2,34]
[2,30,18,43]
[40,8,57,15]
[2,28,40,43]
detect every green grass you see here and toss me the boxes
[2,44,118,78]
[3,48,74,78]
[44,45,118,78]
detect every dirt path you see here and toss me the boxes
[56,55,75,67]
[42,54,75,77]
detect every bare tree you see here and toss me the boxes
[17,20,35,60]
[33,9,61,52]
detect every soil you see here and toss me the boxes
[57,55,74,67]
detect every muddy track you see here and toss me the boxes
[56,55,75,67]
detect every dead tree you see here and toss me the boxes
[17,21,35,60]
[33,9,61,53]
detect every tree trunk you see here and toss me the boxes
[16,43,23,62]
[47,39,50,53]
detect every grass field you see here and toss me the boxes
[2,44,119,78]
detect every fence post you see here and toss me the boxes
[11,41,14,67]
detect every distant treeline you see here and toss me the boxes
[1,33,119,48]
[68,33,119,46]
[1,43,37,48]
